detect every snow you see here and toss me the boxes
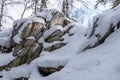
[13,33,22,44]
[91,4,120,38]
[0,52,14,66]
[63,23,76,32]
[0,37,11,47]
[1,4,120,80]
[35,8,62,21]
[43,41,65,49]
[43,25,64,38]
[28,67,43,80]
[1,64,30,80]
[26,36,35,40]
[30,24,88,68]
[32,43,39,52]
[13,16,45,44]
[0,28,12,47]
[47,28,120,80]
[0,28,13,37]
[38,37,45,43]
[28,5,120,80]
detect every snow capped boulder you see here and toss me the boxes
[43,25,64,43]
[50,12,64,27]
[0,28,13,53]
[1,9,75,73]
[0,8,86,80]
[84,4,120,49]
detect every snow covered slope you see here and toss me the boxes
[44,29,120,80]
[1,4,120,80]
[28,4,120,80]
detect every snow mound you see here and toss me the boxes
[46,29,120,80]
[89,4,120,38]
[0,28,13,47]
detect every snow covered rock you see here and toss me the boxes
[43,25,64,43]
[39,66,64,76]
[0,28,12,48]
[44,43,66,52]
[50,12,64,27]
[0,9,76,76]
[88,4,120,48]
[1,4,120,80]
[0,28,13,53]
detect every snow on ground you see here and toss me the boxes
[1,4,120,80]
[0,28,13,47]
[91,4,120,38]
[30,24,88,68]
[29,5,120,80]
[1,64,30,80]
[0,21,89,80]
[32,26,120,80]
[16,25,120,80]
[0,52,14,66]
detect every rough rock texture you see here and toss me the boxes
[88,21,118,48]
[50,12,64,27]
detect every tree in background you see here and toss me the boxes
[0,0,5,30]
[29,0,47,14]
[0,0,23,30]
[40,0,47,11]
[1,0,120,30]
[62,0,69,17]
[21,0,30,19]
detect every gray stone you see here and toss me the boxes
[21,23,33,39]
[13,42,24,56]
[24,39,36,47]
[17,46,30,57]
[44,43,66,52]
[30,22,44,38]
[50,12,64,27]
[45,30,64,43]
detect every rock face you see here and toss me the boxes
[0,10,76,79]
[82,6,120,51]
[9,11,67,66]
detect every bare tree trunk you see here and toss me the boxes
[0,0,4,30]
[21,0,28,19]
[40,0,47,11]
[34,0,37,14]
[62,0,69,17]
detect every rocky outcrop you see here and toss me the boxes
[82,6,120,51]
[0,9,76,79]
